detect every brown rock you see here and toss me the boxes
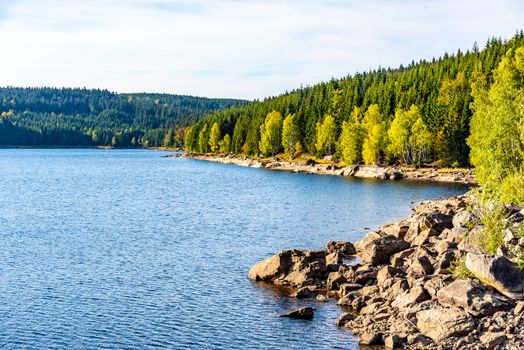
[392,286,430,308]
[416,307,475,342]
[315,294,328,302]
[325,241,356,256]
[377,265,406,286]
[335,312,355,327]
[384,334,404,349]
[411,255,434,276]
[248,249,327,288]
[360,235,410,266]
[479,332,506,349]
[358,331,384,345]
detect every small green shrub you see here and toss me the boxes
[472,200,508,254]
[517,255,524,271]
[449,257,476,280]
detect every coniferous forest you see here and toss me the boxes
[184,32,524,168]
[0,88,245,147]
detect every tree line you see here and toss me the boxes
[184,31,524,167]
[0,87,246,147]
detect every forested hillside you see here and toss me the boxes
[185,32,524,167]
[0,88,245,147]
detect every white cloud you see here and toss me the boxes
[0,0,522,99]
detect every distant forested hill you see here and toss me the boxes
[0,87,246,147]
[185,31,524,167]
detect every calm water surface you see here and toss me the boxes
[0,149,468,349]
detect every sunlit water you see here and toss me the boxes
[0,149,468,349]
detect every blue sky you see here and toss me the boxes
[0,0,522,99]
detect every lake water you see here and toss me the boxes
[0,149,468,349]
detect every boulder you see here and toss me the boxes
[354,231,382,252]
[248,249,327,288]
[316,294,328,302]
[466,253,524,300]
[392,286,430,308]
[358,331,384,345]
[294,286,315,299]
[377,265,406,286]
[335,312,355,327]
[452,210,478,228]
[479,332,506,349]
[410,255,434,276]
[416,307,475,342]
[436,279,512,316]
[327,271,347,290]
[325,241,356,256]
[360,235,410,266]
[278,307,314,320]
[384,334,404,349]
[380,222,410,239]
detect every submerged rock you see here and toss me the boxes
[278,307,315,320]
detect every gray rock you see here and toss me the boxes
[416,307,475,342]
[466,253,524,300]
[437,279,512,316]
[278,307,314,320]
[360,235,410,266]
[452,210,478,229]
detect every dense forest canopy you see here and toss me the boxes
[0,87,246,147]
[185,31,524,167]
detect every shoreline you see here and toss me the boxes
[177,153,477,186]
[248,195,524,349]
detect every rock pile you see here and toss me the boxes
[248,195,524,349]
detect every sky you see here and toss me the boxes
[0,0,522,100]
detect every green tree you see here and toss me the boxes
[468,46,524,204]
[198,123,210,153]
[259,111,283,156]
[281,114,298,156]
[387,105,432,164]
[315,114,336,157]
[162,128,174,147]
[338,107,363,164]
[362,104,385,165]
[209,122,221,153]
[219,134,231,154]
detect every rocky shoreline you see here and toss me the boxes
[177,153,477,185]
[248,195,524,349]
